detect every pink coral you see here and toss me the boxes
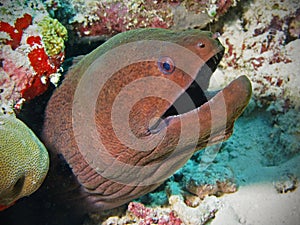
[22,35,64,101]
[73,1,172,37]
[1,52,32,93]
[128,202,183,225]
[67,0,237,40]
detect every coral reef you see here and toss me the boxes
[210,0,300,109]
[0,0,67,110]
[169,195,220,225]
[45,0,238,43]
[99,195,220,225]
[183,162,238,199]
[0,108,49,210]
[127,202,182,225]
[0,13,32,49]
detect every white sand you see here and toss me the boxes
[212,182,300,225]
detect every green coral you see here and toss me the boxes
[38,16,68,56]
[0,112,49,207]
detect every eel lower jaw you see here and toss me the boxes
[149,75,252,137]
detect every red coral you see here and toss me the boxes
[128,202,182,225]
[27,35,42,46]
[15,13,32,31]
[19,35,63,100]
[0,201,15,211]
[0,13,32,49]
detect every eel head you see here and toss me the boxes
[42,28,251,212]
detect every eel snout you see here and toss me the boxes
[142,75,251,196]
[160,75,252,148]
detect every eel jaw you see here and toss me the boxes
[163,50,224,119]
[149,50,252,146]
[149,49,225,133]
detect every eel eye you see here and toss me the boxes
[157,56,175,74]
[197,42,206,48]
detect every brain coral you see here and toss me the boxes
[0,112,49,208]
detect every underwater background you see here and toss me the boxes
[0,0,299,224]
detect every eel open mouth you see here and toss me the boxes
[161,50,224,119]
[149,49,226,135]
[149,46,252,137]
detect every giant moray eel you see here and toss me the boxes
[41,28,251,223]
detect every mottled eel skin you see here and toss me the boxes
[17,28,251,224]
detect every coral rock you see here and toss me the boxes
[210,0,300,109]
[127,202,183,225]
[0,1,67,110]
[169,195,220,225]
[289,9,300,38]
[47,0,238,43]
[274,173,298,193]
